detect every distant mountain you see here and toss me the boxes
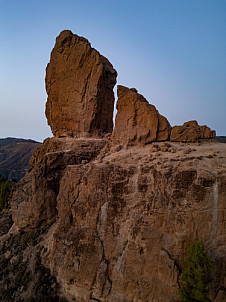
[0,138,41,181]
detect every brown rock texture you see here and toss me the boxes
[112,85,171,146]
[5,137,226,302]
[11,137,107,229]
[45,30,117,137]
[170,120,216,142]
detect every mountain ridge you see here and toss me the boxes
[0,137,41,181]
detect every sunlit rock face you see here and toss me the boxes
[112,85,172,146]
[45,30,117,138]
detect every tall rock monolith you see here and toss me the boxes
[45,30,117,137]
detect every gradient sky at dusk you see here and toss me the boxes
[0,0,225,142]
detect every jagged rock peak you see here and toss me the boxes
[45,30,117,138]
[170,120,216,142]
[112,85,172,146]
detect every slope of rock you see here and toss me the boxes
[45,30,117,138]
[112,86,171,146]
[0,138,40,181]
[6,137,226,302]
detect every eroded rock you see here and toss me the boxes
[2,31,225,302]
[45,30,117,138]
[112,85,171,146]
[9,139,226,302]
[170,120,216,142]
[11,137,107,229]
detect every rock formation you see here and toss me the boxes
[0,31,224,302]
[4,137,225,302]
[45,30,117,137]
[112,85,171,146]
[170,120,216,142]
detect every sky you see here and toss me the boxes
[0,0,225,142]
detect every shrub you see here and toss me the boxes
[179,241,212,302]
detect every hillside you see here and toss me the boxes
[0,138,41,181]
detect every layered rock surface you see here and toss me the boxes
[5,137,226,302]
[112,86,171,146]
[45,30,117,137]
[171,120,216,142]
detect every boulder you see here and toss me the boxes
[112,85,171,146]
[170,120,216,142]
[45,30,117,137]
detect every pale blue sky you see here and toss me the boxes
[0,0,225,142]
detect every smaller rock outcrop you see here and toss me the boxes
[170,120,216,142]
[112,85,171,146]
[45,30,117,138]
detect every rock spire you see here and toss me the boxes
[45,30,117,137]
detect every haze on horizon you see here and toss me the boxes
[0,0,225,142]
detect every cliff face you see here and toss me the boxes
[7,137,226,302]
